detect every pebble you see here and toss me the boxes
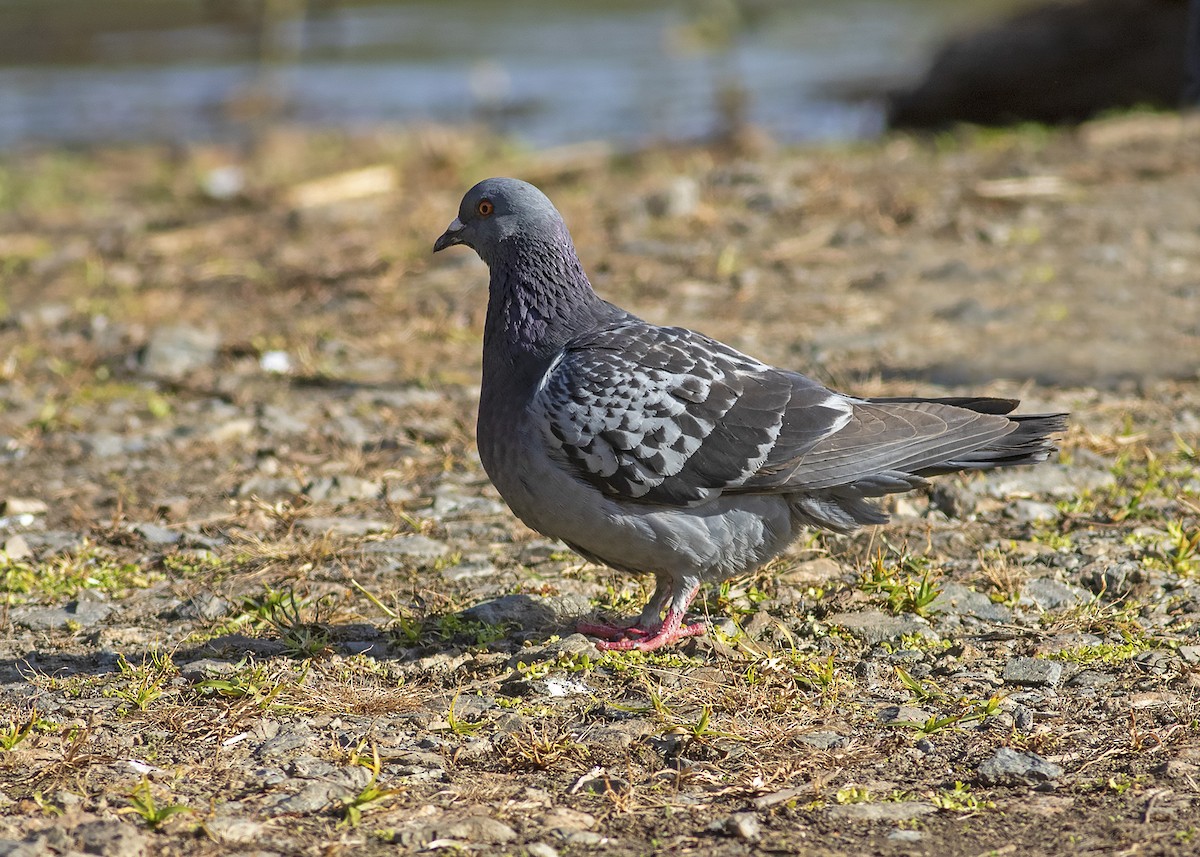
[362,534,451,561]
[930,582,1012,623]
[1002,657,1063,688]
[827,610,935,645]
[977,464,1114,499]
[724,812,761,842]
[441,558,499,581]
[462,593,592,629]
[1,498,47,516]
[977,747,1063,786]
[1006,499,1060,523]
[294,516,392,536]
[528,844,560,857]
[543,807,596,834]
[1066,669,1116,687]
[204,815,265,845]
[877,704,931,725]
[133,522,180,546]
[12,597,116,631]
[798,731,848,750]
[303,475,381,503]
[1023,578,1089,612]
[421,815,517,845]
[646,176,701,219]
[828,802,936,821]
[140,324,220,379]
[3,534,32,561]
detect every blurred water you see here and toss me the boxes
[0,0,1024,150]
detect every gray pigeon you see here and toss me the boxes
[434,177,1067,651]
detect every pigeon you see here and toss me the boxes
[434,177,1067,652]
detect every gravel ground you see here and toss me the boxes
[1,113,1199,856]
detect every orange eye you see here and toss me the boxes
[476,199,494,217]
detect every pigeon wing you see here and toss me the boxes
[533,319,850,506]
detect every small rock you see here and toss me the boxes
[889,829,924,842]
[798,731,848,750]
[3,534,32,561]
[1002,657,1063,688]
[978,464,1113,500]
[1,498,47,516]
[13,598,116,631]
[430,816,517,844]
[527,844,559,857]
[201,165,246,200]
[930,582,1012,623]
[260,350,291,374]
[828,802,936,822]
[827,610,935,645]
[1006,500,1059,523]
[1066,669,1116,688]
[725,812,761,842]
[73,820,149,856]
[1178,646,1200,665]
[543,807,595,834]
[463,593,592,629]
[929,481,976,519]
[303,475,381,503]
[1012,703,1035,732]
[647,176,701,218]
[441,558,498,581]
[204,816,265,845]
[977,747,1063,786]
[1024,578,1089,611]
[140,324,220,380]
[363,535,451,562]
[174,594,231,621]
[294,516,391,536]
[133,522,180,546]
[878,704,931,725]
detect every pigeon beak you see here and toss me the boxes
[433,218,465,253]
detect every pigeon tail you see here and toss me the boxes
[788,397,1067,533]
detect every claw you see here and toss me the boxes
[596,620,706,652]
[576,619,655,641]
[587,606,705,652]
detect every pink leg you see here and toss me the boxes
[588,580,706,652]
[594,608,706,652]
[575,619,652,641]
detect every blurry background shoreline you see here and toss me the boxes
[0,0,1030,152]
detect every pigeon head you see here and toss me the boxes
[434,178,608,361]
[433,177,565,263]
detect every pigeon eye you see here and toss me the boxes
[477,199,494,217]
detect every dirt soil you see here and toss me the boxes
[1,114,1199,857]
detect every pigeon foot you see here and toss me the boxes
[575,619,653,641]
[590,609,706,652]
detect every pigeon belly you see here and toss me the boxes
[477,405,798,584]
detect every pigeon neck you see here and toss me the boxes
[483,229,605,365]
